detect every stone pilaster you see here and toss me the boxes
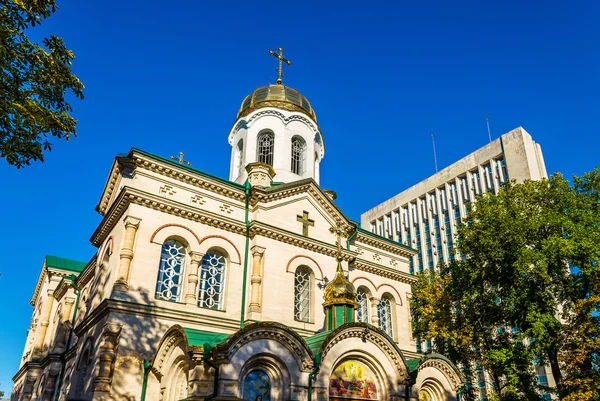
[42,369,60,401]
[114,216,141,292]
[185,252,203,305]
[248,246,265,314]
[370,296,380,328]
[53,297,75,353]
[33,290,55,359]
[93,322,122,393]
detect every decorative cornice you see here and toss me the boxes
[355,231,417,258]
[352,259,417,285]
[231,109,320,139]
[90,186,246,246]
[77,258,97,288]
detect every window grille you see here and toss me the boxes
[198,251,226,310]
[291,136,306,175]
[155,240,186,302]
[356,288,369,323]
[377,297,393,337]
[294,266,311,322]
[257,132,274,166]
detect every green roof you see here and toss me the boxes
[130,148,245,190]
[183,328,230,347]
[45,255,87,273]
[406,358,421,372]
[304,331,331,355]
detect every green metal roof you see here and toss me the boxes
[183,328,230,347]
[45,255,87,273]
[304,331,331,355]
[406,358,421,372]
[130,148,245,190]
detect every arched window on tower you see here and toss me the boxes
[291,136,306,175]
[377,295,394,337]
[294,266,312,322]
[198,250,226,310]
[257,131,274,166]
[155,240,186,302]
[356,287,370,323]
[233,139,244,177]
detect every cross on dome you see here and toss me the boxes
[268,46,292,85]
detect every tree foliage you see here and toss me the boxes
[411,169,600,401]
[0,0,84,168]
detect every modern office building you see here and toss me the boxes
[361,126,547,273]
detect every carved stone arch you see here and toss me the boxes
[238,353,292,401]
[212,322,314,374]
[98,236,114,262]
[318,322,410,384]
[150,224,201,249]
[351,276,377,295]
[377,284,403,305]
[150,325,188,376]
[286,255,324,281]
[415,354,463,395]
[198,235,242,264]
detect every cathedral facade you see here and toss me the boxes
[12,76,463,401]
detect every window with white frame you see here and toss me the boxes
[356,287,370,323]
[377,296,394,337]
[198,251,226,310]
[291,136,306,175]
[257,131,274,166]
[294,266,311,322]
[155,239,186,302]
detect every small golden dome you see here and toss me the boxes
[323,258,357,308]
[237,84,316,121]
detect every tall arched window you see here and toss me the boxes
[377,296,394,337]
[233,139,244,177]
[257,131,274,166]
[356,287,370,323]
[291,136,306,175]
[198,251,226,310]
[155,239,186,302]
[294,266,312,322]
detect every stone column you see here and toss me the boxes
[185,252,203,305]
[114,216,141,291]
[370,296,380,328]
[42,369,60,401]
[248,246,265,313]
[33,290,55,358]
[94,322,122,393]
[53,297,75,353]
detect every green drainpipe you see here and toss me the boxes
[140,360,151,401]
[203,344,219,400]
[346,225,359,250]
[240,180,251,329]
[307,353,321,401]
[54,274,81,401]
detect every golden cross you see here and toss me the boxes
[268,47,292,85]
[297,211,315,236]
[170,151,191,166]
[329,224,347,260]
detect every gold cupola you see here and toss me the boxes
[323,255,357,331]
[237,84,317,121]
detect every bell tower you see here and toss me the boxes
[228,48,325,185]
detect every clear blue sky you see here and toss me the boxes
[1,0,598,394]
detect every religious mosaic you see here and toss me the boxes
[329,360,378,400]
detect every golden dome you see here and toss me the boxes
[237,84,317,121]
[323,258,357,308]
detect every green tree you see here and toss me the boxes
[411,171,600,400]
[1,0,84,168]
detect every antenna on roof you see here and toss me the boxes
[484,113,492,143]
[430,131,438,173]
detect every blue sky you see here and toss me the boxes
[1,0,598,394]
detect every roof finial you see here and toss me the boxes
[268,47,292,85]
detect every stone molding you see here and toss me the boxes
[352,259,417,285]
[230,109,320,140]
[150,223,202,245]
[94,322,122,392]
[355,231,417,258]
[418,358,462,390]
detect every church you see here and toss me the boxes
[12,49,464,401]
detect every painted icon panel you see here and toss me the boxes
[329,360,378,400]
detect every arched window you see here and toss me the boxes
[291,136,306,175]
[257,132,274,166]
[243,369,272,401]
[198,251,226,310]
[155,239,186,302]
[356,287,370,323]
[294,266,312,322]
[233,139,244,177]
[377,296,394,337]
